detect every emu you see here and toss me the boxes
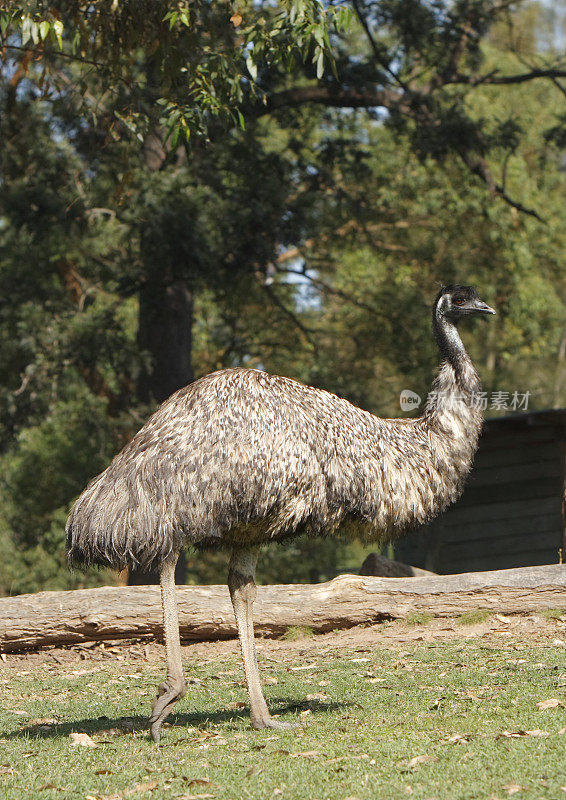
[67,284,495,741]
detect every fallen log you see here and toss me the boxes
[1,564,564,652]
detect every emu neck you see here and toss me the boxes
[424,311,482,434]
[432,313,479,391]
[434,312,463,368]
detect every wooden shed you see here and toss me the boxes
[394,409,566,574]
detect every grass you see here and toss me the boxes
[541,609,565,621]
[282,626,315,641]
[457,608,493,626]
[1,639,565,800]
[404,612,433,626]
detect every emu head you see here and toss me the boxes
[435,285,496,323]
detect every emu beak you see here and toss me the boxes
[475,301,496,315]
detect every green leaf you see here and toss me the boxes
[21,15,31,45]
[170,123,181,151]
[166,11,178,30]
[52,19,63,49]
[246,55,258,82]
[313,25,325,49]
[237,109,245,130]
[335,6,353,32]
[114,111,144,142]
[39,20,50,41]
[316,48,325,80]
[30,20,39,45]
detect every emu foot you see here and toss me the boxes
[148,677,185,743]
[250,715,303,731]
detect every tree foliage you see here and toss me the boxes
[0,1,564,595]
[3,2,565,207]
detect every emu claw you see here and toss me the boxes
[148,678,185,743]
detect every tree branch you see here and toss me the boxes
[3,43,103,70]
[274,263,387,319]
[262,81,547,222]
[452,67,566,86]
[550,76,566,100]
[457,149,545,222]
[262,85,406,114]
[441,20,475,83]
[351,0,407,91]
[262,282,315,343]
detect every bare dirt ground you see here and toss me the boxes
[3,612,565,669]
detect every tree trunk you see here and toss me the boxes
[137,278,194,404]
[136,119,194,406]
[130,276,194,586]
[133,120,194,585]
[1,565,564,652]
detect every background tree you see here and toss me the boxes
[0,1,564,594]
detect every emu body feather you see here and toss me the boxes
[67,361,481,572]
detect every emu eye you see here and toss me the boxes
[453,296,465,306]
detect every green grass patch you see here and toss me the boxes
[541,608,564,621]
[404,611,433,626]
[282,625,315,640]
[457,608,493,626]
[1,640,565,800]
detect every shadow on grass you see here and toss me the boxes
[4,697,352,741]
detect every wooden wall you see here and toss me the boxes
[394,410,566,574]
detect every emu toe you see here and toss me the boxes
[148,678,185,743]
[250,715,303,731]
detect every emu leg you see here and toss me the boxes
[149,555,185,742]
[228,546,298,730]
